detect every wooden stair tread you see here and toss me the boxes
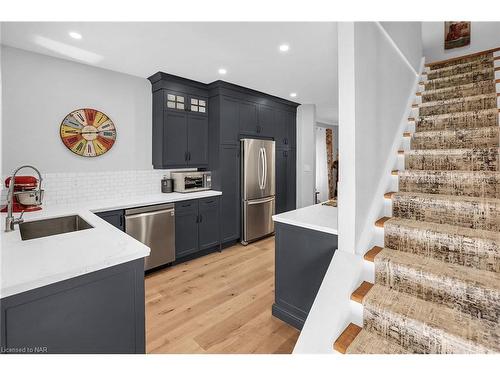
[416,92,422,96]
[496,79,500,84]
[398,150,405,154]
[495,67,500,72]
[407,117,415,122]
[350,281,374,303]
[403,131,412,137]
[495,56,500,61]
[364,246,383,262]
[333,323,362,354]
[391,169,399,176]
[375,217,391,228]
[411,104,419,108]
[384,191,396,199]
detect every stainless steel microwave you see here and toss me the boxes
[171,171,212,193]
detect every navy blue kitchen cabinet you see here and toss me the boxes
[148,72,209,169]
[174,196,221,259]
[150,73,298,246]
[95,209,125,231]
[198,197,221,250]
[175,200,200,259]
[272,223,337,329]
[1,259,145,353]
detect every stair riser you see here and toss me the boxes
[392,195,500,231]
[427,60,493,80]
[416,109,498,132]
[410,127,500,150]
[429,53,493,71]
[398,171,500,198]
[421,81,496,103]
[384,221,500,272]
[363,306,493,353]
[419,96,497,117]
[405,149,500,172]
[424,70,494,91]
[374,259,499,322]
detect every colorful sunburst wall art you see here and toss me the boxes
[60,108,117,157]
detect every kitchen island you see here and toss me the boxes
[0,190,221,353]
[272,203,338,329]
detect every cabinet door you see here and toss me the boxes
[286,148,297,211]
[175,200,199,258]
[198,197,221,250]
[187,113,208,167]
[258,104,274,137]
[95,210,124,231]
[220,145,240,243]
[220,96,240,145]
[163,111,188,167]
[238,101,258,136]
[275,149,288,214]
[286,110,297,149]
[274,110,288,148]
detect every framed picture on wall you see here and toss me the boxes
[444,21,471,50]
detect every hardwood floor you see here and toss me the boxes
[145,236,300,354]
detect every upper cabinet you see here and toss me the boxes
[149,73,209,169]
[274,109,297,149]
[238,100,258,136]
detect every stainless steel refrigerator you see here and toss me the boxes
[241,138,276,245]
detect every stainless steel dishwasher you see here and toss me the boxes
[125,203,175,271]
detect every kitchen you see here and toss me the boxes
[0,22,338,354]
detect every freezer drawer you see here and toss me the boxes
[242,196,275,244]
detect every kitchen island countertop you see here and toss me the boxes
[272,202,338,235]
[1,190,222,299]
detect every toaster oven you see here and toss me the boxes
[171,171,212,193]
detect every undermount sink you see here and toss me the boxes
[19,215,94,241]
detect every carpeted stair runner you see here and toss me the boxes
[337,49,500,354]
[397,170,500,198]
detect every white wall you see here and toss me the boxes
[380,22,422,72]
[1,46,153,175]
[423,22,500,63]
[296,104,316,208]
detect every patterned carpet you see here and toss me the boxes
[347,51,500,354]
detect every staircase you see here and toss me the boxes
[334,49,500,354]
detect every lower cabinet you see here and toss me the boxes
[95,209,124,231]
[175,196,221,259]
[0,259,145,354]
[272,223,337,330]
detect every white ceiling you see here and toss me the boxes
[1,22,338,123]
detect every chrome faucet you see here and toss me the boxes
[5,165,43,232]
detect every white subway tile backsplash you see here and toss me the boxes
[1,169,187,207]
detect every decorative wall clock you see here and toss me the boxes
[60,108,117,157]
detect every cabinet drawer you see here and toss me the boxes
[175,199,198,213]
[198,196,219,208]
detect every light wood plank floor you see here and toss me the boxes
[145,236,300,354]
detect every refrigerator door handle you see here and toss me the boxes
[257,148,262,190]
[247,196,275,205]
[262,147,267,189]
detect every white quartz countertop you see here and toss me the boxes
[272,203,338,235]
[1,190,222,299]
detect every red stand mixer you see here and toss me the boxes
[1,175,44,213]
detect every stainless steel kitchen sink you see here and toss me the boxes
[19,215,94,240]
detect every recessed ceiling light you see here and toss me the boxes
[289,92,297,98]
[279,44,290,52]
[69,31,82,40]
[218,68,227,75]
